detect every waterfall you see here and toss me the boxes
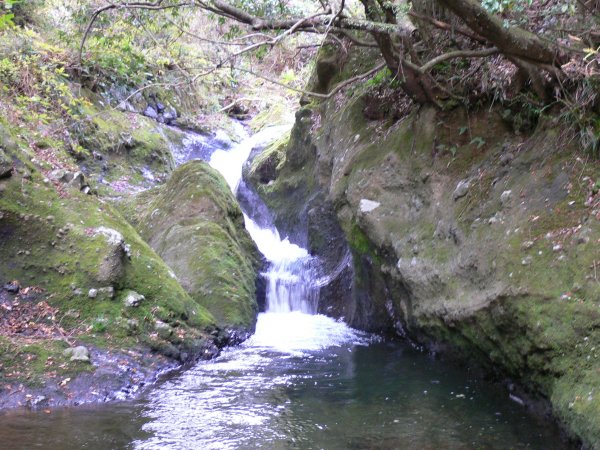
[208,125,319,315]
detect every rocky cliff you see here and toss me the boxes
[248,52,600,447]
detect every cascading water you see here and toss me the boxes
[209,126,326,321]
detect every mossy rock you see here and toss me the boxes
[0,134,215,374]
[124,160,261,334]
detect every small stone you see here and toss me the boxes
[97,286,114,300]
[154,320,172,338]
[46,215,54,222]
[127,318,139,331]
[143,105,158,119]
[124,290,145,307]
[521,240,535,250]
[88,288,98,299]
[63,346,90,362]
[552,244,562,252]
[521,256,532,266]
[453,180,470,200]
[500,190,512,206]
[3,281,20,293]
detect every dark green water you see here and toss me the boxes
[0,312,566,450]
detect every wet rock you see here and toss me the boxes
[124,290,144,307]
[453,180,470,200]
[27,395,48,409]
[63,346,90,363]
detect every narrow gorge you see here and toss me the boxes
[0,1,599,448]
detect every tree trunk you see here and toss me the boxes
[437,0,561,66]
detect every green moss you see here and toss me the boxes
[124,161,260,331]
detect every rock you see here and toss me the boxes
[499,151,514,165]
[63,346,90,362]
[453,180,470,200]
[128,161,259,333]
[68,172,86,190]
[154,320,172,339]
[124,290,144,307]
[521,240,535,250]
[0,148,12,178]
[93,227,131,284]
[143,105,158,120]
[126,318,139,334]
[156,102,165,113]
[521,256,533,266]
[500,190,512,206]
[3,281,20,293]
[89,286,114,300]
[359,199,381,213]
[98,286,114,300]
[163,107,178,124]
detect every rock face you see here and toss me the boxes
[0,148,12,178]
[247,53,600,447]
[126,161,261,337]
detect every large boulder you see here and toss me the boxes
[126,161,261,337]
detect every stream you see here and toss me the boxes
[0,126,566,449]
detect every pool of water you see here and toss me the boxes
[0,312,565,450]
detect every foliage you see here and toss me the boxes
[0,28,88,127]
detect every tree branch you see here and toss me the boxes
[419,47,499,73]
